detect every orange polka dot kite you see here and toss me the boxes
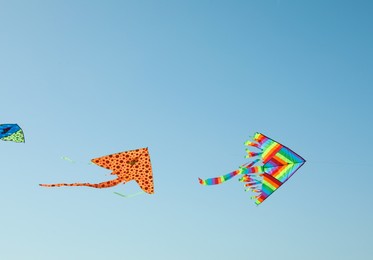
[40,148,154,194]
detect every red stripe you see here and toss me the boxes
[263,173,282,188]
[257,194,266,202]
[270,155,287,166]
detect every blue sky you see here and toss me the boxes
[1,1,372,259]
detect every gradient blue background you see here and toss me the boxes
[1,1,372,259]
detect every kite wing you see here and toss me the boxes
[40,147,154,194]
[199,132,305,205]
[0,124,25,143]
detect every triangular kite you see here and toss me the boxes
[0,124,25,143]
[199,133,305,205]
[40,147,154,194]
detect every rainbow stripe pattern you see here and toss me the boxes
[199,132,305,205]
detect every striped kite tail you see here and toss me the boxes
[198,169,241,185]
[199,159,260,186]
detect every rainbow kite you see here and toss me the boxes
[199,133,306,205]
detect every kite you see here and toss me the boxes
[199,133,305,205]
[40,147,154,194]
[0,124,25,143]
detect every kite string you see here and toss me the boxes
[113,191,145,198]
[61,156,94,165]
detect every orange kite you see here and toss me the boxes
[40,147,154,194]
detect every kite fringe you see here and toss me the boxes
[244,140,261,148]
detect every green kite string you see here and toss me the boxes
[61,156,94,165]
[113,191,145,198]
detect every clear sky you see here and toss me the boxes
[1,1,372,259]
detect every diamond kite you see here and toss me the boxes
[199,133,305,205]
[0,124,25,143]
[40,148,154,194]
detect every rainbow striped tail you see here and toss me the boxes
[198,159,260,185]
[198,169,241,185]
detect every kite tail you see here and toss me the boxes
[198,169,241,185]
[198,159,260,185]
[39,178,124,189]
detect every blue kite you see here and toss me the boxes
[0,124,25,143]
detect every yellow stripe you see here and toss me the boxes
[262,142,276,159]
[272,153,288,165]
[276,152,294,164]
[262,143,281,162]
[263,179,277,190]
[272,164,293,180]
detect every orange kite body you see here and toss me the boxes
[40,147,154,194]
